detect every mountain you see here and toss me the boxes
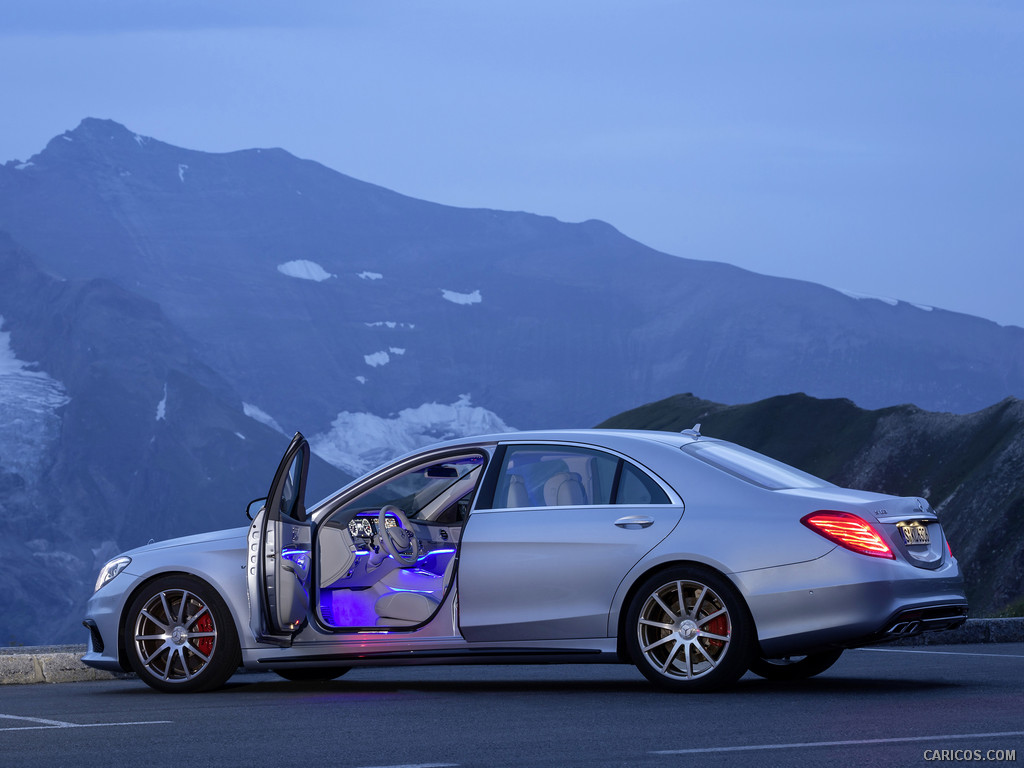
[598,393,1024,617]
[2,118,1024,643]
[1,118,1022,446]
[0,235,349,644]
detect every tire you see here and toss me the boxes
[625,565,753,692]
[272,667,351,682]
[124,575,241,693]
[748,649,843,680]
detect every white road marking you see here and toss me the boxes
[652,731,1024,755]
[0,715,74,727]
[0,713,171,732]
[856,647,1024,659]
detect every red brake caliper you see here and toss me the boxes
[703,614,728,652]
[194,611,214,655]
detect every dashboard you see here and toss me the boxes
[348,513,397,540]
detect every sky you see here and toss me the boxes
[1,0,1022,327]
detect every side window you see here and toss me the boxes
[280,453,301,518]
[493,445,618,508]
[615,462,671,505]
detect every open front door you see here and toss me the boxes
[247,432,312,646]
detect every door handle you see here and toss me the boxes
[281,555,310,580]
[614,515,655,529]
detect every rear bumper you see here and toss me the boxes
[867,602,969,643]
[734,547,968,657]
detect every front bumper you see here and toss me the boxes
[80,581,132,674]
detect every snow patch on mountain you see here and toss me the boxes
[178,164,188,183]
[277,260,335,282]
[0,315,71,483]
[365,321,414,329]
[442,289,482,305]
[243,402,285,434]
[15,162,34,170]
[364,351,390,367]
[358,271,383,280]
[310,394,515,476]
[156,383,167,421]
[389,347,405,355]
[32,549,85,570]
[841,289,932,311]
[839,289,899,307]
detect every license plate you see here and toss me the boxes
[899,521,931,546]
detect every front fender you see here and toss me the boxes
[86,533,250,669]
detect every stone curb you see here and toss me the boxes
[2,618,1022,685]
[0,645,130,685]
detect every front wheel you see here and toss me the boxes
[748,649,843,680]
[125,575,240,693]
[625,565,753,692]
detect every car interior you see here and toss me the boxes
[314,454,484,630]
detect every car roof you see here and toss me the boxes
[423,428,698,452]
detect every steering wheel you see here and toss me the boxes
[377,505,421,566]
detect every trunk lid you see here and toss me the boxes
[781,488,949,569]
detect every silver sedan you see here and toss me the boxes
[83,428,967,692]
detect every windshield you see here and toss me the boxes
[682,441,829,490]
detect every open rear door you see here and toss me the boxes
[247,432,312,646]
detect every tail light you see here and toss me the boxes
[946,540,953,558]
[801,511,894,559]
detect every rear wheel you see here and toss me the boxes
[625,565,752,692]
[272,667,351,682]
[125,575,240,693]
[748,649,843,680]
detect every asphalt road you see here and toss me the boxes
[2,644,1022,768]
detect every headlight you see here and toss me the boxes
[94,556,131,592]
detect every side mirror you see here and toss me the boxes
[246,497,267,521]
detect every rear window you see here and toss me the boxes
[616,462,671,504]
[682,441,828,490]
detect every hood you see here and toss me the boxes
[122,526,249,557]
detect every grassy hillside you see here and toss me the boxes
[598,393,1024,616]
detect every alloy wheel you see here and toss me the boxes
[636,578,732,681]
[133,588,218,683]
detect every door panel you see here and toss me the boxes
[247,432,311,646]
[458,505,683,641]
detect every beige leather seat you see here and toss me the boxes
[505,474,529,507]
[543,471,587,506]
[374,556,457,626]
